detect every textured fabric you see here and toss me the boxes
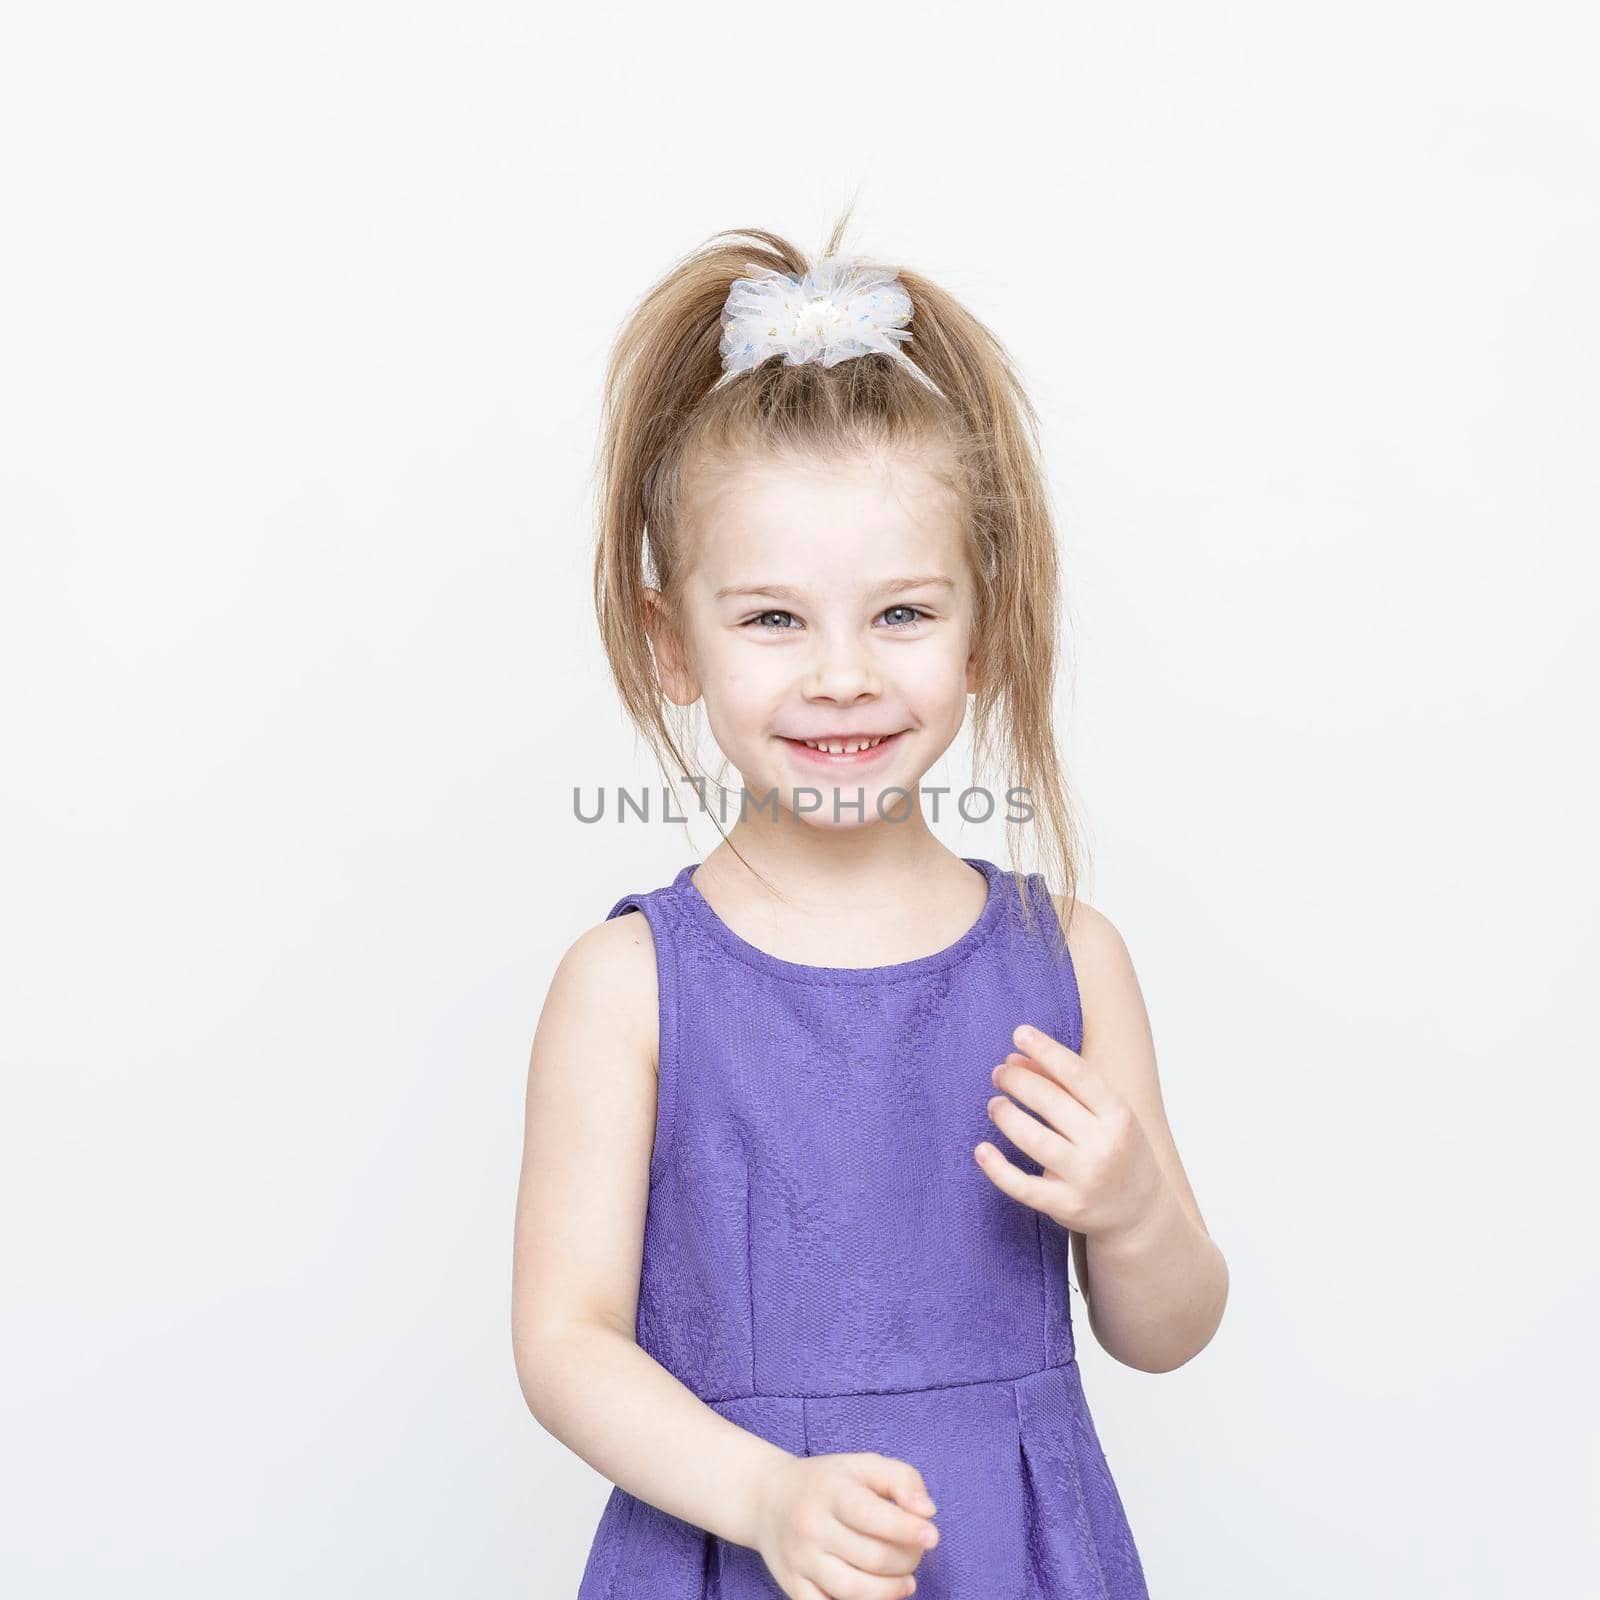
[577,857,1150,1599]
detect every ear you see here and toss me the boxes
[965,641,981,697]
[643,588,702,706]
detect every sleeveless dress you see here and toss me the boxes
[576,856,1151,1600]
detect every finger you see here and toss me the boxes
[849,1453,936,1518]
[823,1508,925,1578]
[838,1478,934,1555]
[992,1056,1095,1142]
[974,1135,1061,1214]
[814,1547,920,1599]
[985,1089,1073,1175]
[1012,1024,1111,1112]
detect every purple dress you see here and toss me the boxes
[576,856,1151,1599]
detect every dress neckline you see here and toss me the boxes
[671,855,1008,985]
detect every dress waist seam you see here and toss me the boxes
[703,1357,1077,1405]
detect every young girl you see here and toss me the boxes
[512,213,1228,1600]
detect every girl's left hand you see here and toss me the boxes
[975,1023,1167,1246]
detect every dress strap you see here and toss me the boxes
[604,882,683,1187]
[989,868,1083,1055]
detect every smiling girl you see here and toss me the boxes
[511,212,1228,1600]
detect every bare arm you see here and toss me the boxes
[510,912,791,1549]
[1058,897,1230,1373]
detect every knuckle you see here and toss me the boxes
[857,1543,894,1575]
[797,1504,828,1542]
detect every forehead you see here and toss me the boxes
[688,450,966,590]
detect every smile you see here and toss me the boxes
[778,731,906,765]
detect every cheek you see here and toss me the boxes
[713,661,765,696]
[901,646,970,701]
[705,664,779,723]
[716,644,791,695]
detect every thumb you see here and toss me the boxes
[855,1452,937,1517]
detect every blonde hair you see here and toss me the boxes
[590,204,1087,954]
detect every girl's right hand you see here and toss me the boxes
[749,1450,940,1600]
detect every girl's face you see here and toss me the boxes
[653,447,978,829]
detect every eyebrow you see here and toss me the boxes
[713,575,957,602]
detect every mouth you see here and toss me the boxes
[777,730,907,767]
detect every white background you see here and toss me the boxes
[3,2,1596,1594]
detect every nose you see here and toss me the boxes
[801,634,882,705]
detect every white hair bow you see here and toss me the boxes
[715,254,943,395]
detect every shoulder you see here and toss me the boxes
[541,906,661,1070]
[1050,891,1132,977]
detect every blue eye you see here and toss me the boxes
[746,610,800,631]
[880,605,928,629]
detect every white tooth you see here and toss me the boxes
[812,732,889,752]
[801,736,886,753]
